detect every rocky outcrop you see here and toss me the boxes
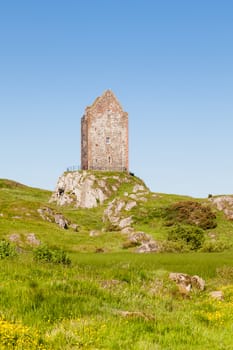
[136,240,159,253]
[128,184,149,202]
[50,170,151,211]
[125,201,137,211]
[169,272,205,295]
[26,233,41,246]
[49,171,134,208]
[8,233,41,247]
[210,196,233,220]
[101,183,160,252]
[128,232,160,253]
[103,183,149,232]
[103,197,133,231]
[49,171,155,250]
[50,172,106,208]
[37,207,78,231]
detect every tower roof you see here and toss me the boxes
[86,90,124,114]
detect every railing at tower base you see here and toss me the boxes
[66,165,129,172]
[88,166,128,172]
[66,165,80,172]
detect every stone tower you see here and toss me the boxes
[81,90,129,172]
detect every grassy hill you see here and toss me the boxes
[0,174,233,253]
[0,175,233,349]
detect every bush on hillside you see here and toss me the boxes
[33,245,71,265]
[164,201,217,229]
[200,240,232,252]
[167,225,205,251]
[160,239,191,253]
[0,240,17,259]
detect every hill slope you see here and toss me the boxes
[1,172,233,253]
[1,175,233,349]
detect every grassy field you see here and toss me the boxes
[1,252,233,349]
[0,177,233,349]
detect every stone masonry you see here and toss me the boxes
[81,90,129,171]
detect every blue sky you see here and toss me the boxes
[0,0,232,197]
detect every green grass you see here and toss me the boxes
[1,177,233,349]
[0,252,233,349]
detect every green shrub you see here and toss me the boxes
[200,240,232,252]
[167,225,205,251]
[51,249,71,265]
[0,240,17,259]
[164,201,217,229]
[160,239,190,253]
[33,245,52,262]
[33,245,71,265]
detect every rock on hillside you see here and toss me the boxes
[210,196,233,220]
[169,272,205,295]
[103,184,149,232]
[49,171,148,209]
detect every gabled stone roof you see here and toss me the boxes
[85,90,124,115]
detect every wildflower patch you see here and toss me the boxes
[196,285,233,326]
[0,317,48,349]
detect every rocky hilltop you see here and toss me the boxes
[49,170,148,209]
[48,171,233,253]
[49,170,159,252]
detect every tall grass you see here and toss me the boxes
[0,252,233,349]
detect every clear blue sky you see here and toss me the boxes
[1,0,233,197]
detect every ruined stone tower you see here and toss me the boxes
[81,90,129,171]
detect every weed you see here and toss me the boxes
[0,240,17,259]
[33,245,71,265]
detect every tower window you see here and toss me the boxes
[106,137,110,144]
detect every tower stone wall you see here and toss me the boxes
[81,90,129,172]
